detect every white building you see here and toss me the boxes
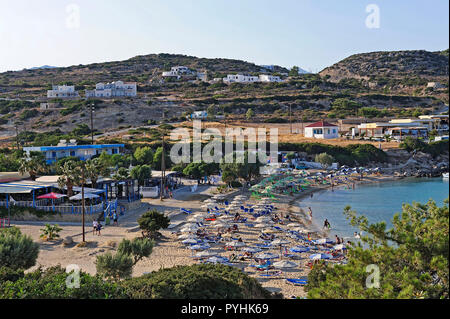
[47,85,79,98]
[304,121,339,139]
[162,66,195,77]
[85,81,137,98]
[188,111,208,120]
[427,82,446,90]
[259,74,283,82]
[223,74,260,84]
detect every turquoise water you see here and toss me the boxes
[298,177,449,239]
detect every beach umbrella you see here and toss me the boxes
[255,216,272,223]
[225,241,246,248]
[192,212,209,218]
[271,239,290,246]
[180,224,200,232]
[217,215,233,220]
[188,244,210,250]
[242,247,262,254]
[333,244,345,250]
[289,246,310,253]
[262,228,277,233]
[313,238,329,245]
[177,233,198,240]
[187,216,204,223]
[211,220,229,227]
[206,256,228,264]
[255,252,279,260]
[37,192,66,199]
[181,238,198,245]
[195,250,217,258]
[254,223,267,228]
[272,260,297,269]
[310,253,332,260]
[69,193,100,200]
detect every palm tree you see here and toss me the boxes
[18,153,47,181]
[57,160,81,197]
[85,158,109,188]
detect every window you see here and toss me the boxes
[70,151,75,156]
[52,152,56,158]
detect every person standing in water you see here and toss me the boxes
[323,219,331,230]
[308,207,313,222]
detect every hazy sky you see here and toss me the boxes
[0,0,448,73]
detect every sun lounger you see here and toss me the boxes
[180,208,193,214]
[286,278,308,286]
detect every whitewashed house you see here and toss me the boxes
[223,74,260,84]
[188,111,208,120]
[47,85,79,98]
[85,81,137,98]
[162,66,195,78]
[304,121,339,139]
[259,74,283,82]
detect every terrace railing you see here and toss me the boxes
[0,200,118,215]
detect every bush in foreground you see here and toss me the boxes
[0,227,39,270]
[306,198,449,299]
[121,264,279,299]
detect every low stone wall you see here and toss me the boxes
[9,210,99,223]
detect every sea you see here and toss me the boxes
[298,177,449,239]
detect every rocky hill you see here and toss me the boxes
[0,53,289,89]
[319,49,449,83]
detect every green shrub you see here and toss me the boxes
[0,227,39,270]
[0,265,124,298]
[95,252,134,280]
[137,210,170,239]
[120,264,277,299]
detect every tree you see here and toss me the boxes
[152,147,171,171]
[39,224,63,241]
[130,165,152,193]
[85,158,109,188]
[18,152,47,181]
[0,227,39,270]
[113,167,130,181]
[246,108,254,120]
[57,160,81,197]
[134,147,154,165]
[289,66,300,77]
[117,237,154,266]
[315,153,334,169]
[137,209,170,239]
[306,199,449,299]
[95,252,134,281]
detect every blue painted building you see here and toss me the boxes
[23,140,124,164]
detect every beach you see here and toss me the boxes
[11,172,407,299]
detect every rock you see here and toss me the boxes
[63,236,73,246]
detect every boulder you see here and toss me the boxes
[63,236,74,246]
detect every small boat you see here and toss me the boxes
[443,173,449,179]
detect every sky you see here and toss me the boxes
[0,0,448,73]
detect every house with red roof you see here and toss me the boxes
[304,121,339,139]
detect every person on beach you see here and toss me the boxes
[308,207,313,222]
[113,212,118,226]
[93,220,98,235]
[335,235,341,244]
[323,219,331,230]
[96,221,102,236]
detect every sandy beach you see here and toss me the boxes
[13,173,401,299]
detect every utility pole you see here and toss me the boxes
[160,133,165,201]
[90,104,95,144]
[289,104,292,134]
[15,123,19,150]
[81,166,86,243]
